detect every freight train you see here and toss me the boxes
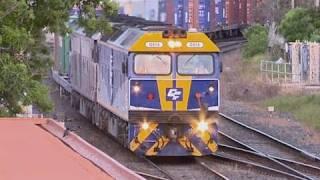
[118,0,254,39]
[159,0,254,39]
[53,18,222,156]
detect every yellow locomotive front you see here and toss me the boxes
[127,29,221,156]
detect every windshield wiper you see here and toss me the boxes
[153,55,167,64]
[184,54,196,65]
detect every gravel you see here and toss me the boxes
[220,100,320,157]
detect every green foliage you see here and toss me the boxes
[264,95,320,130]
[309,9,320,33]
[243,24,268,58]
[279,8,320,42]
[310,29,320,42]
[0,55,53,115]
[77,0,118,36]
[0,0,117,116]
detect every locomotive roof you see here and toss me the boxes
[104,27,220,53]
[69,15,219,53]
[104,15,219,52]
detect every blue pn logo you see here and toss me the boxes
[166,88,183,101]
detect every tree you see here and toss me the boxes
[279,8,315,42]
[0,0,117,116]
[309,8,320,42]
[243,25,268,58]
[0,55,52,115]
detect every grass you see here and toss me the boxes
[264,95,320,130]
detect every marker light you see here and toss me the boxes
[168,40,182,48]
[208,86,215,93]
[141,122,149,130]
[133,85,141,93]
[197,121,209,132]
[147,92,154,100]
[195,92,202,99]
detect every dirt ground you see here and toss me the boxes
[220,50,320,157]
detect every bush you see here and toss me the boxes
[279,8,320,42]
[310,29,320,42]
[242,25,268,58]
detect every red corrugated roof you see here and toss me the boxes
[0,118,113,180]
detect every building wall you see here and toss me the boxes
[118,0,159,21]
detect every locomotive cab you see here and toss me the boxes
[127,29,221,156]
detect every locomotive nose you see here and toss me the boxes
[168,127,178,141]
[130,79,219,111]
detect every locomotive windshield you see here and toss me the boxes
[177,54,214,75]
[134,54,171,75]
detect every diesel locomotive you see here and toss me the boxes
[53,23,222,156]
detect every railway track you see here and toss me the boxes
[146,157,227,180]
[197,154,305,180]
[196,160,229,180]
[218,113,320,180]
[138,157,174,180]
[49,78,320,179]
[217,39,247,53]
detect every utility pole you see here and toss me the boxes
[291,0,295,9]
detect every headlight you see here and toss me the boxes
[197,121,209,132]
[208,86,215,93]
[168,40,182,48]
[141,122,149,130]
[132,84,141,93]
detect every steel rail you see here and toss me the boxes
[270,156,320,179]
[142,157,175,180]
[218,144,320,179]
[218,131,253,150]
[195,160,230,180]
[220,44,245,53]
[219,113,320,161]
[209,154,305,180]
[218,131,314,179]
[218,40,247,49]
[218,113,320,179]
[135,171,170,180]
[218,40,247,53]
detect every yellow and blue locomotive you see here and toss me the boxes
[127,29,221,156]
[55,22,221,156]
